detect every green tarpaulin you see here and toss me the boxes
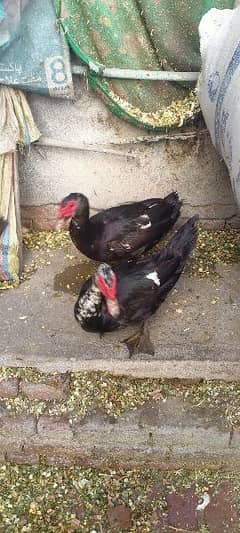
[56,0,234,130]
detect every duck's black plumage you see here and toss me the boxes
[74,216,198,335]
[59,192,182,262]
[0,217,7,236]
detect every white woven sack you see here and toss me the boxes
[198,7,240,208]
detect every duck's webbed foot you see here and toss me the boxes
[121,322,155,358]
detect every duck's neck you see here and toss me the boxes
[75,282,102,324]
[72,198,90,230]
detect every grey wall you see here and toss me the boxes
[19,78,238,228]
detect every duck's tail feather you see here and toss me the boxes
[154,216,199,304]
[165,191,182,207]
[156,215,199,267]
[167,215,198,258]
[0,217,7,237]
[164,191,182,223]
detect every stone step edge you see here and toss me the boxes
[1,357,240,380]
[0,412,240,469]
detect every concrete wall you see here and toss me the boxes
[19,77,239,229]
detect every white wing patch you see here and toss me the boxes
[146,271,160,286]
[148,203,159,208]
[110,242,131,251]
[138,214,151,229]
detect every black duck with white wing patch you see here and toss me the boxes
[56,191,182,262]
[74,217,198,356]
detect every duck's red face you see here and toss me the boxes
[55,197,78,231]
[95,264,120,318]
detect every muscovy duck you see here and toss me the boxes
[56,192,182,262]
[0,217,7,236]
[74,216,198,356]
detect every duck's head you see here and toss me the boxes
[95,263,120,318]
[55,193,89,231]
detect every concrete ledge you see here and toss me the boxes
[1,358,240,381]
[0,244,239,380]
[0,400,239,469]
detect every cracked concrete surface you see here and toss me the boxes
[0,243,239,378]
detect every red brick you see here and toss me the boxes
[107,505,132,531]
[0,378,19,398]
[204,481,239,533]
[45,453,76,466]
[6,450,39,464]
[68,518,81,532]
[150,510,166,532]
[167,486,199,531]
[74,504,85,521]
[170,378,204,388]
[0,415,36,441]
[37,416,73,441]
[148,482,167,530]
[21,205,58,230]
[21,373,69,401]
[202,220,226,230]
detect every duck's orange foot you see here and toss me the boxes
[122,324,155,358]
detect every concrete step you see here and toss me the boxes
[0,240,239,379]
[0,402,239,470]
[0,369,239,469]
